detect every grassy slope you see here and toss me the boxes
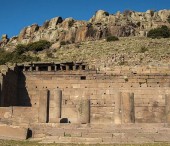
[35,37,170,69]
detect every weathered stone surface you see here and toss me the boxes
[38,89,49,123]
[49,89,62,123]
[0,124,28,140]
[0,63,170,143]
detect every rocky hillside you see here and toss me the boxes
[35,37,170,69]
[1,9,170,51]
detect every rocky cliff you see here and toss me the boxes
[1,9,170,50]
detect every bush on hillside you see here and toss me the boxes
[0,50,13,65]
[15,44,28,55]
[139,46,148,53]
[27,40,51,52]
[106,36,119,42]
[167,15,170,23]
[147,25,170,39]
[0,49,40,65]
[123,10,132,17]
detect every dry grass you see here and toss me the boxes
[33,37,170,69]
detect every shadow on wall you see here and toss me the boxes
[60,118,71,123]
[17,72,31,107]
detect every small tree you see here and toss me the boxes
[147,25,170,39]
[123,10,132,17]
[27,40,51,52]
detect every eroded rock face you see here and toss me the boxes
[1,9,170,50]
[0,34,9,48]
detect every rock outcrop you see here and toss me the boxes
[1,9,170,50]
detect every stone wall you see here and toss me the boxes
[15,64,170,124]
[0,63,169,125]
[0,63,170,142]
[0,107,38,125]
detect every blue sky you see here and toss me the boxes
[0,0,170,38]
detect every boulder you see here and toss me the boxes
[90,10,109,23]
[51,42,61,49]
[0,34,9,47]
[48,17,63,29]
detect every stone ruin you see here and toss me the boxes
[0,62,170,143]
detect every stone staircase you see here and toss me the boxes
[30,123,170,144]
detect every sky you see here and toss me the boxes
[0,0,170,38]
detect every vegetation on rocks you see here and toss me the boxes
[0,49,40,65]
[37,37,170,69]
[106,36,119,42]
[0,40,51,65]
[167,15,170,23]
[0,37,170,69]
[139,46,148,53]
[27,40,51,52]
[147,25,170,39]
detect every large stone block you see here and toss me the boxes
[166,94,170,123]
[121,92,135,123]
[38,89,49,123]
[0,124,28,140]
[49,89,62,123]
[114,92,121,124]
[78,99,90,124]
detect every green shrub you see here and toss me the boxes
[106,36,119,42]
[139,46,148,53]
[0,50,13,65]
[15,44,28,55]
[60,41,70,45]
[0,49,40,65]
[147,25,170,39]
[27,40,51,52]
[0,40,50,64]
[167,15,170,23]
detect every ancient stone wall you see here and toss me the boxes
[0,63,169,126]
[0,63,170,143]
[2,63,167,125]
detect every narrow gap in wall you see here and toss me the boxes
[46,90,50,123]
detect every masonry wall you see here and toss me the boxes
[15,68,170,124]
[0,107,38,125]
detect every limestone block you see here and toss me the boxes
[38,89,49,123]
[135,106,166,123]
[121,92,135,123]
[114,92,122,124]
[12,107,38,124]
[78,99,90,124]
[0,124,28,140]
[166,94,170,123]
[49,89,62,123]
[0,107,12,119]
